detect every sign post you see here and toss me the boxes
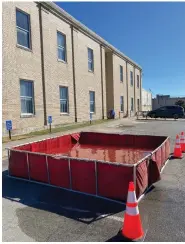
[48,116,52,133]
[6,120,12,140]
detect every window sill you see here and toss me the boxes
[58,59,67,64]
[20,114,35,118]
[60,113,70,116]
[16,44,32,53]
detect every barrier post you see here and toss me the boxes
[8,149,10,176]
[133,165,136,192]
[27,153,30,180]
[147,157,150,191]
[68,158,72,189]
[95,160,98,196]
[46,155,50,184]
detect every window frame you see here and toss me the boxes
[59,86,69,114]
[16,8,32,50]
[120,65,123,82]
[137,75,140,88]
[130,71,134,86]
[88,47,94,72]
[120,96,124,112]
[20,79,35,116]
[89,91,95,113]
[57,31,67,62]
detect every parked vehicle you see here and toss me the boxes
[147,105,184,119]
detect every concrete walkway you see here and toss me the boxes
[2,117,138,158]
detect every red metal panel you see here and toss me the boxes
[9,151,29,179]
[70,159,96,194]
[48,157,70,188]
[165,139,170,160]
[154,147,162,171]
[136,160,148,198]
[161,143,166,166]
[97,163,133,201]
[29,153,48,183]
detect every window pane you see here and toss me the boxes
[21,97,33,114]
[60,100,68,113]
[16,10,29,30]
[60,87,68,99]
[20,80,33,97]
[88,61,93,71]
[17,28,30,48]
[90,91,95,102]
[88,48,93,59]
[58,48,66,61]
[57,32,65,47]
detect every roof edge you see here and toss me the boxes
[38,1,142,70]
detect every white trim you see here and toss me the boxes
[126,205,139,216]
[127,191,137,204]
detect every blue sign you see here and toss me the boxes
[90,113,92,121]
[48,116,52,124]
[6,120,12,131]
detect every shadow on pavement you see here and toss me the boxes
[2,170,125,225]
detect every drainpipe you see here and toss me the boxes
[134,66,136,115]
[100,44,104,119]
[38,3,47,126]
[140,70,142,111]
[126,61,129,117]
[71,25,77,122]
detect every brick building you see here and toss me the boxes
[2,2,142,136]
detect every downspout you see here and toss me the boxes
[126,61,129,117]
[100,44,104,119]
[38,4,47,126]
[71,25,77,122]
[140,70,142,111]
[134,66,136,114]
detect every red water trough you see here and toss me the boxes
[7,132,170,203]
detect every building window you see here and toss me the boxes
[57,32,66,61]
[137,75,140,88]
[131,97,134,111]
[16,9,31,49]
[20,80,34,114]
[60,87,68,113]
[137,98,140,111]
[89,91,95,113]
[120,96,124,112]
[88,48,94,72]
[130,71,133,86]
[120,65,123,82]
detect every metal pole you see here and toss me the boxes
[8,149,10,176]
[27,153,30,180]
[68,158,72,189]
[49,124,51,133]
[133,165,136,192]
[46,155,50,184]
[95,161,98,196]
[8,130,11,140]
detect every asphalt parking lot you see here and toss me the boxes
[2,119,185,241]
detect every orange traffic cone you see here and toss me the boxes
[180,132,185,153]
[173,135,183,158]
[121,182,144,240]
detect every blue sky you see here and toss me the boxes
[55,2,185,97]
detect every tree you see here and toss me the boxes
[175,100,185,108]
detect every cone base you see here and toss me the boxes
[122,213,144,240]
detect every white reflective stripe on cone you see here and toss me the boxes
[126,205,139,216]
[176,139,180,144]
[175,145,181,148]
[127,191,137,204]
